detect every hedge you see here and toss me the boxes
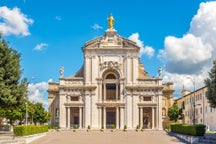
[170,124,206,136]
[14,125,48,136]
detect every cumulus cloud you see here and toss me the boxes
[0,6,33,36]
[159,1,216,95]
[128,33,155,57]
[92,23,103,30]
[27,79,52,107]
[159,34,212,74]
[33,43,48,51]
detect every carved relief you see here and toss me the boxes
[100,61,120,71]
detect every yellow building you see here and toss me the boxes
[175,86,216,131]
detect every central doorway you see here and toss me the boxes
[106,108,116,128]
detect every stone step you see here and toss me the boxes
[199,138,216,143]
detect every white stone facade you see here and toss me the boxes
[48,26,173,130]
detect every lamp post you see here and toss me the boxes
[25,77,35,125]
[187,76,195,125]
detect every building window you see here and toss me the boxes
[71,96,79,101]
[143,97,151,101]
[55,108,59,118]
[200,107,202,114]
[210,108,213,112]
[206,106,208,113]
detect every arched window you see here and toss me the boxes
[102,70,120,101]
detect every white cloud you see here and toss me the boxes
[55,16,62,21]
[33,43,48,51]
[27,80,51,107]
[159,34,212,74]
[159,1,216,97]
[128,33,155,57]
[92,23,103,30]
[0,6,33,36]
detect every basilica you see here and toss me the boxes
[48,14,174,130]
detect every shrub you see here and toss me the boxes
[170,124,206,136]
[14,125,48,136]
[73,125,78,129]
[165,125,170,131]
[87,125,91,130]
[124,125,127,130]
[48,125,54,129]
[136,125,140,129]
[111,124,116,129]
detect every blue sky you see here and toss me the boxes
[1,0,216,106]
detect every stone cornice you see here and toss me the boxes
[125,85,164,90]
[138,102,157,107]
[60,77,83,80]
[59,85,97,90]
[64,102,84,107]
[96,102,125,107]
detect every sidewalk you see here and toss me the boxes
[30,130,185,144]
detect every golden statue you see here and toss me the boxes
[107,13,114,29]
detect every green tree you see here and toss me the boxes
[0,105,25,125]
[204,60,216,108]
[33,103,50,124]
[168,105,183,122]
[0,35,27,109]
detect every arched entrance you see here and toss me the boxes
[101,69,120,129]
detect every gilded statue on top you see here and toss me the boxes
[107,13,114,29]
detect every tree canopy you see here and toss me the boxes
[168,105,183,122]
[0,101,50,125]
[205,60,216,108]
[0,35,27,109]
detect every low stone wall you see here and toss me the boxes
[169,132,200,144]
[15,132,47,144]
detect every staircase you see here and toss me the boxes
[196,134,216,144]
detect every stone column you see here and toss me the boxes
[98,107,102,129]
[79,107,82,129]
[104,83,106,101]
[98,81,102,102]
[152,107,155,129]
[59,94,66,129]
[103,107,106,129]
[132,95,139,128]
[140,107,143,128]
[120,107,124,129]
[120,81,124,102]
[158,93,163,130]
[116,107,119,129]
[126,57,131,84]
[84,93,90,128]
[67,107,70,128]
[126,94,132,128]
[116,84,118,100]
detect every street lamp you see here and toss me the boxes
[187,76,195,125]
[25,77,35,125]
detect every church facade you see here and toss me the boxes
[48,15,174,130]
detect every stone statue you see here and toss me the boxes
[158,67,162,78]
[60,66,64,77]
[107,13,114,29]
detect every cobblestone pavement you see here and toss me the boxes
[29,130,186,144]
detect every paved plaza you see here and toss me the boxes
[29,130,186,144]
